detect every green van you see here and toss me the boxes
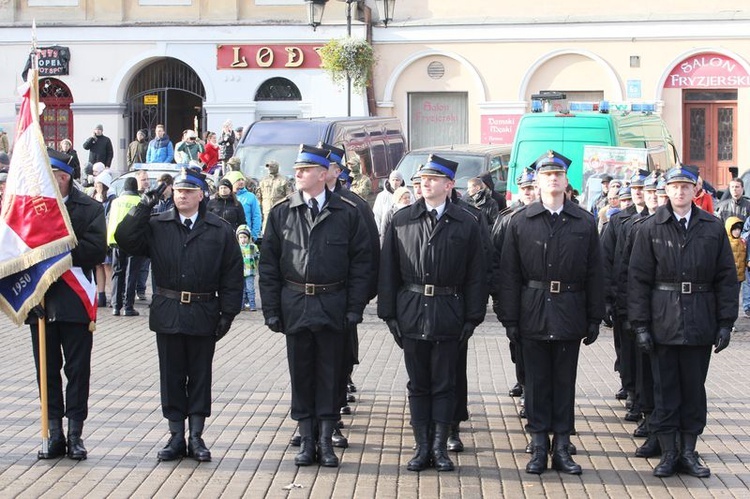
[507,108,680,200]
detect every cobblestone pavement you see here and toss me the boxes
[0,299,749,498]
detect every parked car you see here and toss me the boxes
[109,163,182,196]
[233,116,407,204]
[395,144,511,195]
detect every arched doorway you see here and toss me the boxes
[39,78,73,149]
[125,58,206,145]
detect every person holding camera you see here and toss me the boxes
[115,168,243,463]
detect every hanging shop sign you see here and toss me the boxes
[21,46,71,81]
[217,44,323,70]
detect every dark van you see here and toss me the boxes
[233,117,407,187]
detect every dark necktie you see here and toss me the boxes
[310,198,319,221]
[184,218,192,230]
[429,209,438,229]
[679,217,687,233]
[550,212,559,226]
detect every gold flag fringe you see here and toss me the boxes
[0,253,73,326]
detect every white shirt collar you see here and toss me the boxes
[674,210,691,226]
[302,190,326,210]
[424,200,447,219]
[180,213,198,227]
[542,203,563,216]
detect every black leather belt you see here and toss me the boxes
[155,287,216,303]
[525,280,583,293]
[655,282,712,294]
[284,280,345,295]
[404,283,458,296]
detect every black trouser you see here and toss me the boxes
[287,329,345,421]
[338,326,359,408]
[612,312,622,375]
[452,339,469,424]
[523,338,580,435]
[111,247,143,311]
[509,339,526,386]
[30,321,92,421]
[650,344,712,435]
[403,337,459,426]
[635,350,654,414]
[137,258,151,296]
[619,317,636,394]
[156,333,216,420]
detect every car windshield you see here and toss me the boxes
[396,153,486,192]
[234,145,298,182]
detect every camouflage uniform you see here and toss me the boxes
[257,160,293,231]
[348,157,371,199]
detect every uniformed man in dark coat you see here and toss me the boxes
[616,172,661,457]
[628,165,737,478]
[115,168,243,463]
[259,144,371,468]
[319,142,380,447]
[492,169,537,403]
[601,169,648,411]
[499,151,604,475]
[30,148,107,460]
[378,154,487,473]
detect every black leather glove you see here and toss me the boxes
[140,182,167,209]
[583,323,599,345]
[344,312,362,332]
[386,319,403,349]
[458,323,476,345]
[505,325,519,343]
[266,316,283,333]
[634,326,653,354]
[714,326,732,354]
[28,304,45,320]
[603,303,614,328]
[214,315,233,341]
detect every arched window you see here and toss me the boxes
[39,78,74,149]
[255,77,302,101]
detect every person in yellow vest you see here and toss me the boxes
[106,177,144,316]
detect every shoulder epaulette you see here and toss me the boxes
[340,195,358,208]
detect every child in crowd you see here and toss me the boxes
[236,224,259,311]
[725,216,747,283]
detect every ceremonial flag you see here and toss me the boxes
[0,73,77,325]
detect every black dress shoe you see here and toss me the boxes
[446,424,464,452]
[340,405,351,415]
[633,419,648,438]
[624,408,642,422]
[508,383,523,397]
[38,421,66,460]
[66,420,87,460]
[347,393,356,403]
[124,309,140,317]
[519,407,526,418]
[635,435,661,458]
[331,427,349,449]
[615,388,628,400]
[347,381,357,393]
[112,309,121,316]
[290,434,301,447]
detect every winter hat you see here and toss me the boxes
[236,224,252,240]
[95,170,113,188]
[224,170,246,186]
[219,178,233,190]
[392,186,411,204]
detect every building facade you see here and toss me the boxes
[1,1,750,187]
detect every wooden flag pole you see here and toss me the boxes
[29,20,49,453]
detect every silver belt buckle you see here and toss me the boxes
[424,284,435,297]
[550,281,561,294]
[180,291,191,303]
[305,283,316,296]
[681,282,692,294]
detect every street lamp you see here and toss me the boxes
[305,0,328,31]
[374,0,396,27]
